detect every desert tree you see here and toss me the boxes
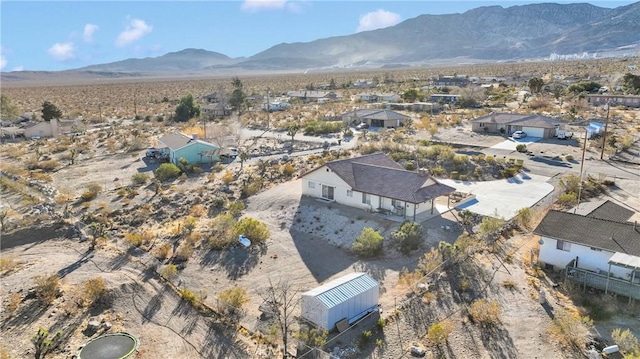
[622,73,640,95]
[238,151,249,172]
[0,94,19,119]
[229,76,247,116]
[174,94,200,122]
[527,77,544,93]
[259,278,301,358]
[287,123,299,148]
[41,101,62,121]
[32,327,62,359]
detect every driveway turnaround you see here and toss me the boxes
[490,137,541,151]
[438,172,554,220]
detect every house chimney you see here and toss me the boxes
[490,112,496,122]
[192,133,199,140]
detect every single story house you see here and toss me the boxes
[432,76,470,87]
[586,94,640,108]
[286,91,342,103]
[429,94,460,104]
[341,109,410,128]
[301,272,379,331]
[203,103,231,118]
[300,153,456,221]
[355,93,401,103]
[534,202,640,300]
[24,118,60,139]
[157,133,220,165]
[469,112,560,138]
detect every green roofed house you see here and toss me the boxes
[157,132,220,165]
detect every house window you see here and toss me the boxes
[589,247,602,252]
[479,123,486,128]
[362,193,371,205]
[308,181,315,189]
[347,190,353,197]
[391,199,401,208]
[556,240,571,252]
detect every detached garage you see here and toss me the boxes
[301,272,379,331]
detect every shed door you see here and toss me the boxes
[521,127,544,138]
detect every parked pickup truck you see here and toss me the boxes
[555,130,574,140]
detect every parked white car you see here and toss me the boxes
[512,131,527,139]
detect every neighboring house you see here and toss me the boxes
[469,112,560,138]
[341,109,410,128]
[353,80,376,89]
[356,93,401,103]
[157,133,220,165]
[203,103,231,118]
[24,118,60,139]
[300,153,456,221]
[429,94,460,104]
[286,91,342,103]
[204,92,224,104]
[534,202,640,301]
[432,76,470,87]
[586,94,640,108]
[262,101,290,112]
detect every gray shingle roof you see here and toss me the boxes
[470,113,559,128]
[533,210,640,256]
[319,153,455,204]
[159,133,192,150]
[586,200,635,222]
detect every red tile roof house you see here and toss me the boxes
[300,153,455,221]
[534,201,640,302]
[469,112,560,138]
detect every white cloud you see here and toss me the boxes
[115,18,152,47]
[0,55,6,70]
[48,42,76,61]
[11,65,24,72]
[240,0,287,12]
[83,23,99,43]
[357,9,401,32]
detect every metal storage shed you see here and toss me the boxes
[300,272,379,331]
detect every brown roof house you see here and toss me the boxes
[469,112,560,138]
[534,203,640,301]
[341,109,410,129]
[300,153,455,221]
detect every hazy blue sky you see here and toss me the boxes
[1,1,636,71]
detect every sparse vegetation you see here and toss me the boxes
[33,274,60,304]
[468,299,501,325]
[352,227,384,258]
[550,311,593,348]
[391,221,424,255]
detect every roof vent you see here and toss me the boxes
[192,133,199,140]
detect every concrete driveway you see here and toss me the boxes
[490,137,541,150]
[438,172,554,220]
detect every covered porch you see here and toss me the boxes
[565,256,640,303]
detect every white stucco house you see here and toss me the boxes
[534,201,640,301]
[300,153,455,221]
[24,118,60,139]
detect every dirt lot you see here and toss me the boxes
[1,116,639,359]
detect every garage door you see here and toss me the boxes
[521,127,544,138]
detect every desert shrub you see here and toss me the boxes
[459,174,468,181]
[179,288,198,306]
[479,216,505,240]
[281,163,295,177]
[453,154,469,165]
[0,257,17,273]
[359,330,373,349]
[5,292,22,315]
[221,170,234,184]
[209,213,236,249]
[450,171,459,179]
[417,247,443,275]
[155,163,181,182]
[189,204,206,217]
[352,227,383,258]
[611,328,640,356]
[303,120,343,135]
[174,243,194,262]
[515,207,536,230]
[565,154,574,161]
[295,327,329,349]
[160,264,178,280]
[516,144,527,153]
[485,155,495,164]
[34,274,60,304]
[427,321,452,345]
[241,181,262,198]
[131,172,150,186]
[81,190,97,201]
[558,192,578,207]
[559,174,581,194]
[233,217,270,242]
[31,160,60,172]
[124,232,144,247]
[391,221,424,255]
[227,201,245,217]
[376,317,387,331]
[431,166,446,176]
[550,311,593,348]
[80,277,108,307]
[154,243,172,260]
[469,299,501,325]
[218,287,249,315]
[404,161,415,170]
[501,279,518,290]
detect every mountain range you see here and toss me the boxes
[9,2,640,78]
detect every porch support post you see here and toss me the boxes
[413,204,417,222]
[630,270,637,305]
[605,262,611,295]
[430,199,435,214]
[403,201,407,220]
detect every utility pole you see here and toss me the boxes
[575,127,588,213]
[266,88,270,130]
[600,102,610,160]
